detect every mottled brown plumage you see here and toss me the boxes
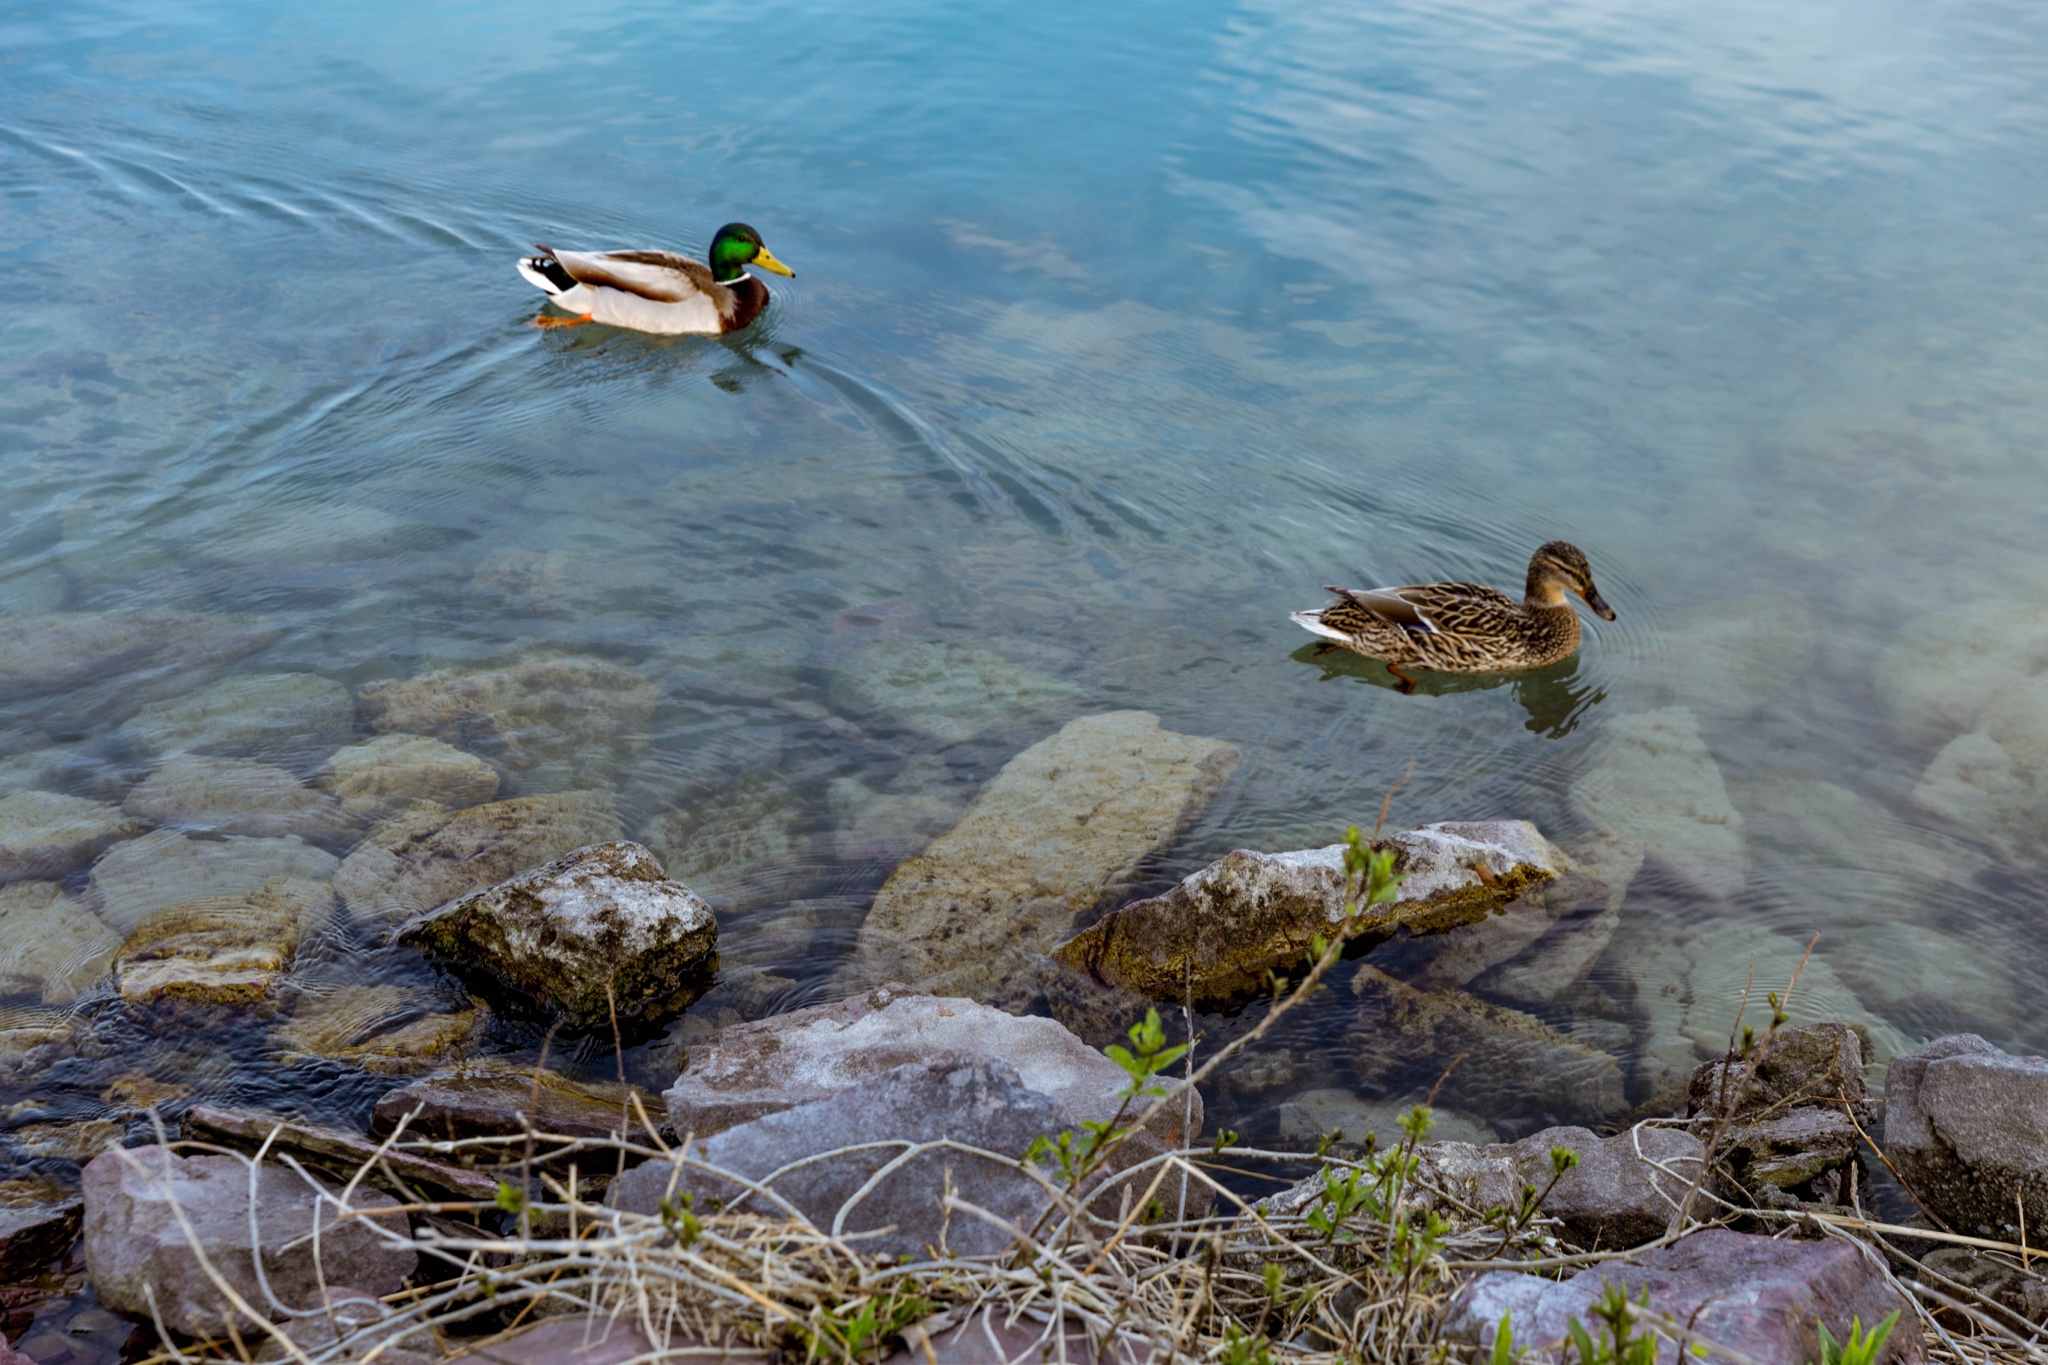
[1292,541,1615,690]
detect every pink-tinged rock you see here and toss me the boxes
[880,1307,1162,1363]
[1886,1033,2048,1237]
[80,1145,416,1339]
[1443,1228,1922,1363]
[663,985,1200,1145]
[452,1316,771,1365]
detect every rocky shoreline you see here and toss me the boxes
[2,618,2046,1359]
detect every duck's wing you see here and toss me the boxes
[1323,582,1518,637]
[534,247,717,304]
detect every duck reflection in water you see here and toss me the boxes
[1290,644,1607,738]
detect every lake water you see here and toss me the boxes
[5,0,2048,1156]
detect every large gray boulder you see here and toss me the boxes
[80,1145,417,1339]
[1048,821,1564,1013]
[663,986,1201,1146]
[1886,1033,2048,1236]
[841,711,1240,1003]
[398,841,715,1030]
[619,1054,1157,1261]
[1444,1228,1923,1363]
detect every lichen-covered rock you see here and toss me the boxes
[315,733,500,816]
[1569,707,1747,899]
[334,790,622,928]
[81,1145,417,1339]
[664,986,1201,1145]
[843,711,1240,1002]
[90,830,338,937]
[357,655,655,787]
[398,841,716,1029]
[114,672,354,763]
[1050,822,1563,1012]
[273,984,485,1075]
[1886,1034,2048,1237]
[114,877,335,1005]
[1444,1229,1923,1363]
[0,882,119,1004]
[0,791,146,883]
[0,612,273,701]
[1349,966,1627,1125]
[122,754,356,845]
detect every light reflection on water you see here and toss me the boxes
[3,0,2047,1153]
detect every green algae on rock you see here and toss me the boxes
[272,983,487,1076]
[113,877,335,1006]
[397,840,717,1031]
[841,710,1240,1003]
[1047,821,1564,1014]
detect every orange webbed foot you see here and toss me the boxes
[531,312,594,329]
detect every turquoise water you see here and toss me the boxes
[5,0,2048,1148]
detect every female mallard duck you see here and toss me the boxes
[516,223,794,334]
[1292,541,1615,691]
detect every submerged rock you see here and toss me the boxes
[1874,595,2048,749]
[1569,707,1747,900]
[122,754,355,845]
[0,882,119,1005]
[315,733,500,816]
[114,672,354,764]
[827,638,1085,743]
[1912,674,2048,861]
[1444,1228,1923,1363]
[0,612,273,702]
[843,711,1240,1002]
[0,1006,82,1087]
[357,655,656,787]
[90,830,339,937]
[641,773,811,913]
[0,791,146,884]
[1274,1089,1496,1151]
[398,841,717,1030]
[81,1145,417,1339]
[1049,821,1564,1013]
[113,877,334,1006]
[1885,1033,2048,1238]
[334,790,622,928]
[664,986,1202,1146]
[0,1175,83,1280]
[371,1058,663,1149]
[272,984,485,1075]
[1349,965,1627,1125]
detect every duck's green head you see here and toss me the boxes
[709,223,795,284]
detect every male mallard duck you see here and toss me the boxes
[1292,541,1615,691]
[516,223,794,334]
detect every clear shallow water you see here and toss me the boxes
[4,0,2048,1149]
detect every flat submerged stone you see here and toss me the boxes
[843,710,1240,1003]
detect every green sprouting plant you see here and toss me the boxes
[493,1180,527,1216]
[657,1192,702,1248]
[1219,1320,1277,1365]
[1305,1163,1377,1244]
[794,1289,935,1363]
[1023,1008,1188,1208]
[1490,1311,1523,1365]
[1563,1284,1662,1365]
[1815,1312,1898,1365]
